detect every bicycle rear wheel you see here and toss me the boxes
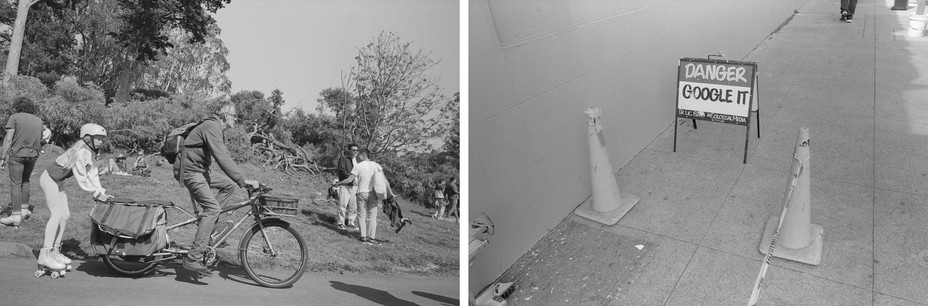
[239,221,308,288]
[101,255,159,276]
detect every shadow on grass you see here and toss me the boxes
[61,238,92,260]
[410,210,435,218]
[412,291,459,306]
[330,281,418,306]
[300,209,363,240]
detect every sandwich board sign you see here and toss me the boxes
[673,57,759,163]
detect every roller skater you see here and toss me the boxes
[35,247,67,278]
[36,123,113,277]
[51,242,72,271]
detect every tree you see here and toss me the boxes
[348,31,446,154]
[231,90,279,132]
[436,92,460,166]
[315,87,357,150]
[2,0,42,86]
[135,25,231,99]
[2,0,231,101]
[15,1,81,87]
[109,0,231,102]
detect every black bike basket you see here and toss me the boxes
[258,195,299,217]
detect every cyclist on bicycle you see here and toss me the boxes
[174,100,252,275]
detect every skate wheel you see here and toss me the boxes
[66,265,72,271]
[59,270,66,276]
[34,270,43,278]
[50,272,59,279]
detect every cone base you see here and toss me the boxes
[574,193,640,225]
[758,216,824,266]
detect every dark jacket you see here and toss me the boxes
[336,156,355,181]
[445,181,459,196]
[175,115,244,187]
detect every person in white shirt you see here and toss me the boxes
[335,149,393,245]
[37,123,114,272]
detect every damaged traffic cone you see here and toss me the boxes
[574,107,640,225]
[758,127,823,265]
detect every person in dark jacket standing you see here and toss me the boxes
[334,143,359,230]
[174,100,252,275]
[444,177,459,220]
[0,97,44,227]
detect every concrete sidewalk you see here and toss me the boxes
[0,241,458,305]
[497,0,928,305]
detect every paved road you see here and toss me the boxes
[0,242,459,306]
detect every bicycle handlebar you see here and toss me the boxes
[245,182,273,195]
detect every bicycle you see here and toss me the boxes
[92,182,308,288]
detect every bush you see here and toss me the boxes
[0,75,49,118]
[378,151,458,207]
[224,125,259,164]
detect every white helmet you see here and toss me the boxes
[79,123,107,138]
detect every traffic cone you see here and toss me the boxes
[758,127,823,265]
[574,107,639,225]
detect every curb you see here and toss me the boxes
[0,241,34,258]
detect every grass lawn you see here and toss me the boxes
[0,145,459,277]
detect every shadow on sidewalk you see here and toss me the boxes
[330,281,418,306]
[411,290,460,305]
[75,256,257,287]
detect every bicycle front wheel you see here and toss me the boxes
[239,221,308,288]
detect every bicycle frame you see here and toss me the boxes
[146,188,278,262]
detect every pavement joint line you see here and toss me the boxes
[872,186,928,198]
[876,116,928,127]
[735,147,879,186]
[698,164,747,244]
[871,5,877,302]
[661,240,699,306]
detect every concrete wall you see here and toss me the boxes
[469,0,810,294]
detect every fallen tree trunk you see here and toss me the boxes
[250,131,321,175]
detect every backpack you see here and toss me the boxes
[160,121,202,164]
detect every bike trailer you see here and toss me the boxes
[89,199,172,257]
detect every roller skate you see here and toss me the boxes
[51,243,73,271]
[35,248,67,278]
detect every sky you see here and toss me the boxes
[213,0,460,114]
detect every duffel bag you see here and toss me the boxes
[89,200,165,239]
[90,223,168,257]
